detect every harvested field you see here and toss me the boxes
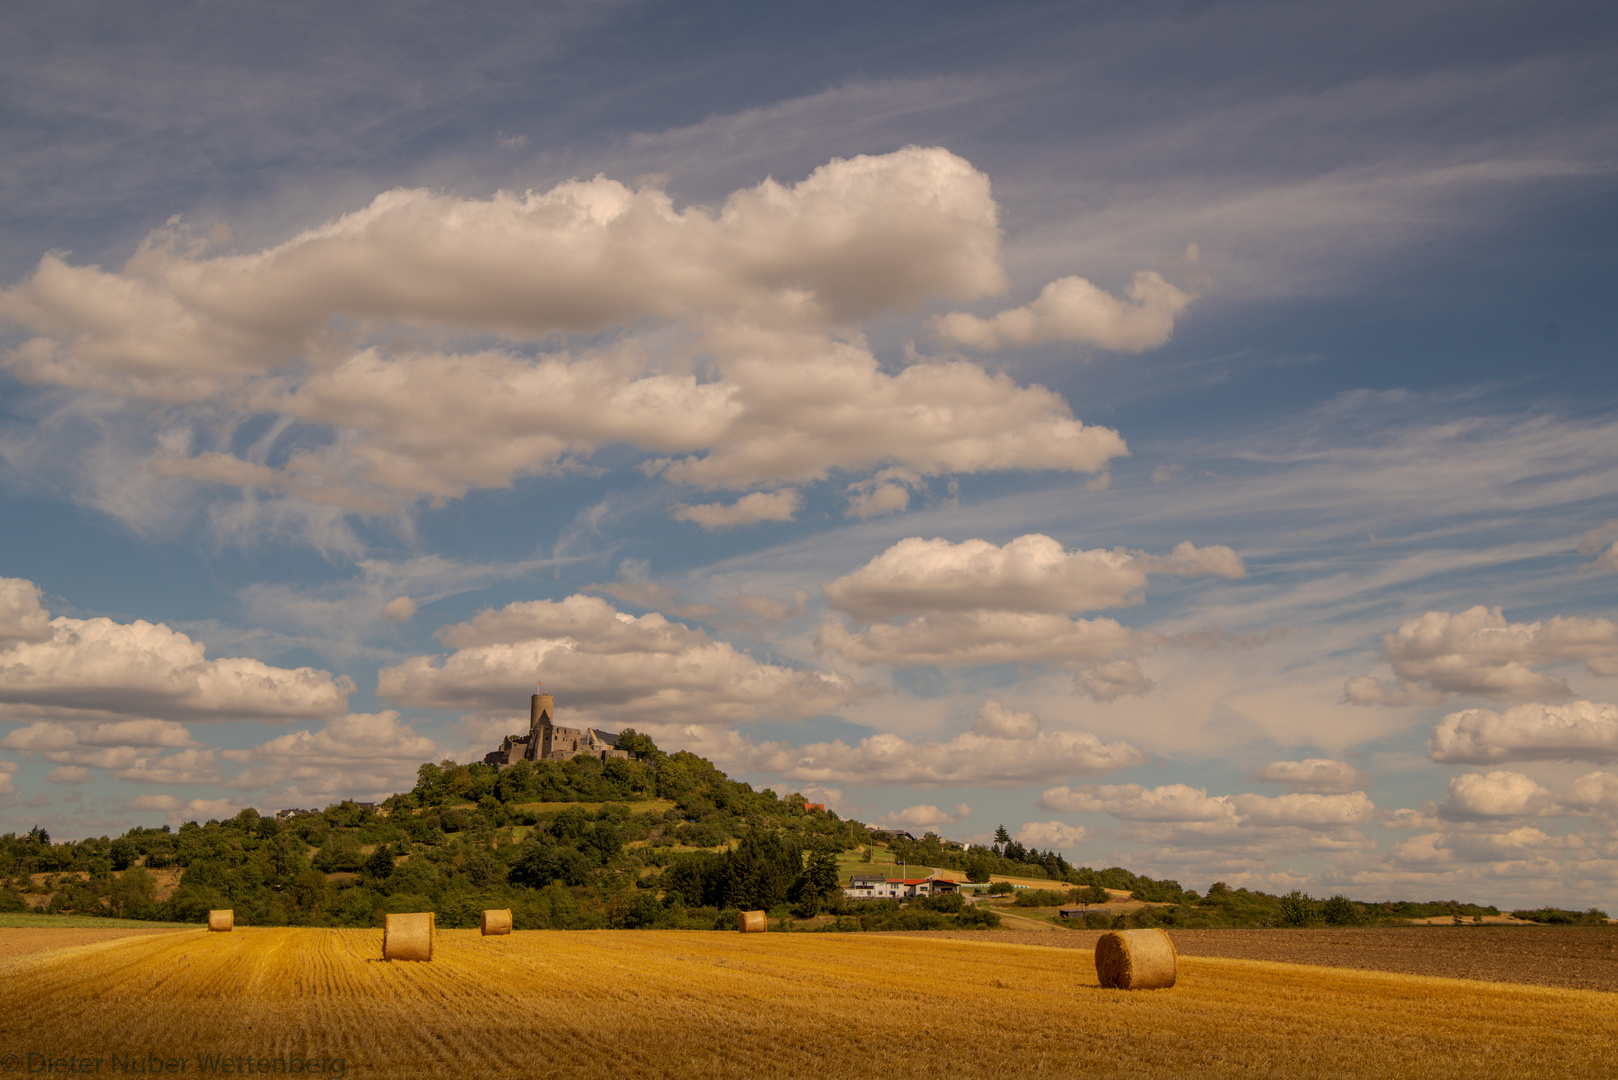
[0,926,189,961]
[892,925,1618,992]
[0,929,1614,1079]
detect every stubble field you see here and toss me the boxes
[0,928,1613,1079]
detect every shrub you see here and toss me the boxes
[986,881,1016,895]
[1321,895,1363,926]
[1279,890,1320,927]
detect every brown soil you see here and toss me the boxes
[0,927,191,961]
[887,925,1618,992]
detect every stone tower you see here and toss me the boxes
[525,692,555,761]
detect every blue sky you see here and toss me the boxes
[2,0,1617,907]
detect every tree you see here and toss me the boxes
[1279,890,1319,927]
[803,849,842,897]
[109,838,137,871]
[364,844,395,881]
[616,729,661,760]
[993,824,1011,853]
[1321,894,1362,926]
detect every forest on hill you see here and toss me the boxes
[0,735,1605,930]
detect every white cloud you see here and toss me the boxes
[0,577,53,650]
[673,489,801,530]
[822,534,1244,620]
[379,594,864,727]
[878,803,972,830]
[1039,782,1375,829]
[1016,820,1088,851]
[934,271,1193,353]
[111,747,222,785]
[1436,771,1557,820]
[1346,606,1618,705]
[0,757,16,807]
[45,766,90,784]
[0,577,352,724]
[382,596,418,623]
[1578,520,1618,571]
[1428,700,1618,764]
[1249,758,1369,794]
[815,611,1151,668]
[227,711,437,801]
[693,713,1142,787]
[1,149,1152,522]
[1075,659,1154,702]
[970,700,1040,739]
[1562,771,1618,814]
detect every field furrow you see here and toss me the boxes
[1,930,1612,1079]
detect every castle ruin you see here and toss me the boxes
[482,691,629,767]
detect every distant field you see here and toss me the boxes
[0,912,194,929]
[0,928,1611,1079]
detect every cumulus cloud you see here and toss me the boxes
[1015,820,1089,851]
[227,711,438,801]
[1,149,1157,524]
[815,535,1241,672]
[1428,700,1618,764]
[0,758,16,807]
[696,710,1143,787]
[1435,771,1557,820]
[0,577,352,724]
[1248,758,1369,794]
[878,803,972,830]
[822,534,1244,620]
[971,700,1041,739]
[934,271,1193,353]
[1346,606,1618,705]
[816,612,1151,668]
[1075,659,1154,702]
[0,578,53,650]
[672,489,801,530]
[379,594,864,727]
[382,596,418,623]
[1040,782,1376,829]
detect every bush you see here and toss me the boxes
[1279,890,1320,927]
[1321,895,1363,926]
[1013,889,1073,908]
[922,892,964,913]
[985,881,1016,895]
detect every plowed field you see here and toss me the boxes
[0,928,1613,1079]
[898,925,1618,992]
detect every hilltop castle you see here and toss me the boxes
[482,690,629,767]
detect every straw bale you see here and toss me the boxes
[480,909,513,936]
[1094,928,1177,989]
[383,912,435,961]
[206,910,233,933]
[738,910,767,933]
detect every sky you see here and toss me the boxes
[2,0,1617,908]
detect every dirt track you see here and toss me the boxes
[0,927,191,961]
[891,925,1618,992]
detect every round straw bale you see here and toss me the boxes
[1094,928,1177,989]
[383,912,435,961]
[737,910,767,933]
[207,909,233,933]
[480,908,512,936]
